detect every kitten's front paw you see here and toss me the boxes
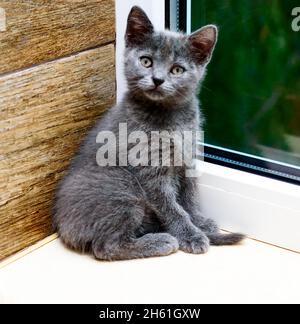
[179,233,209,254]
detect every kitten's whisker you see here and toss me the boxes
[201,84,213,92]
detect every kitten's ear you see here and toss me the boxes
[125,6,154,47]
[188,25,218,65]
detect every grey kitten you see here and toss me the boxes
[53,6,244,260]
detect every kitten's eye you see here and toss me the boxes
[171,66,185,75]
[140,56,153,68]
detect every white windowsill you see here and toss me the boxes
[197,161,300,252]
[0,235,299,304]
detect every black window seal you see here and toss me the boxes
[199,144,300,186]
[165,0,186,31]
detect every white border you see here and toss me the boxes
[115,0,300,252]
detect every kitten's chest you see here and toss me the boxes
[123,101,200,168]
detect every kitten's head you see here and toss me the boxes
[124,6,218,104]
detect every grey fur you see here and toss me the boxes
[53,6,244,261]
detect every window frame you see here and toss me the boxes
[169,0,300,187]
[115,0,300,252]
[201,144,300,186]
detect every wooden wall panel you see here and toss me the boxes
[0,44,115,259]
[0,0,115,74]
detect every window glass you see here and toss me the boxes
[191,0,300,168]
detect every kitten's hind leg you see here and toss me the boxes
[178,176,245,246]
[92,233,179,261]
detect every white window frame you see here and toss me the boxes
[115,0,300,252]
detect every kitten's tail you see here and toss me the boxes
[208,232,245,246]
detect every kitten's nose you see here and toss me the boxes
[152,77,165,87]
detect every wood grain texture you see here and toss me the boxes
[0,44,115,260]
[0,0,115,74]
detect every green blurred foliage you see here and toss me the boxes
[191,0,300,164]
